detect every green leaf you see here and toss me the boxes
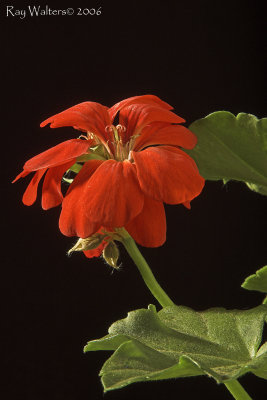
[242,265,267,294]
[188,112,267,195]
[84,304,267,391]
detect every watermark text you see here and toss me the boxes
[6,5,102,19]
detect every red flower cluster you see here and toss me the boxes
[14,95,204,255]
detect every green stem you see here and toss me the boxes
[119,231,252,399]
[120,230,174,308]
[224,380,252,400]
[120,232,253,399]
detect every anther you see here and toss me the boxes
[87,132,95,139]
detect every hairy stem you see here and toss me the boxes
[120,230,174,308]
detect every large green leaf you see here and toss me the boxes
[188,112,267,195]
[84,304,267,391]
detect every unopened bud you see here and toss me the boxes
[68,233,106,255]
[102,241,120,269]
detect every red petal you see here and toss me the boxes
[41,161,74,210]
[40,102,111,141]
[132,146,205,204]
[82,160,144,227]
[125,197,166,247]
[59,160,104,237]
[133,123,197,151]
[119,104,185,143]
[24,139,90,171]
[108,94,173,121]
[59,160,144,238]
[22,169,47,206]
[12,169,31,183]
[183,201,191,209]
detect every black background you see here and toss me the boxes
[2,0,266,399]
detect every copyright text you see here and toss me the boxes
[6,5,102,19]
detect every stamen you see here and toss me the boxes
[114,128,120,143]
[87,132,102,145]
[104,125,131,162]
[128,150,133,161]
[105,125,120,143]
[87,132,95,140]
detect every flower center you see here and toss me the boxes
[80,125,138,162]
[105,124,135,162]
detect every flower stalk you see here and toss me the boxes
[119,229,252,400]
[119,229,174,308]
[224,380,252,400]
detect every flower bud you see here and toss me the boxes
[102,241,120,269]
[68,233,106,255]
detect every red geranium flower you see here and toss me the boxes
[14,95,204,254]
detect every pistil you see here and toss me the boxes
[105,124,130,161]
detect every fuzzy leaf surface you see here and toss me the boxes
[188,112,267,195]
[84,304,267,391]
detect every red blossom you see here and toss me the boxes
[14,95,205,253]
